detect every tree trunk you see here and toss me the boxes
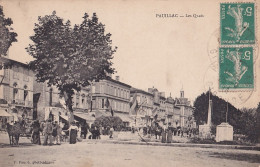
[63,91,74,124]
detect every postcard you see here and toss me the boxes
[0,0,259,167]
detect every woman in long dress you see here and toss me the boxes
[69,122,78,144]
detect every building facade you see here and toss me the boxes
[175,90,196,129]
[33,80,92,121]
[130,88,154,126]
[91,77,132,126]
[0,56,34,119]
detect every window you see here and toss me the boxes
[92,85,95,93]
[23,69,29,81]
[49,88,53,106]
[13,67,19,79]
[13,82,18,103]
[24,90,28,101]
[81,94,85,106]
[102,99,104,108]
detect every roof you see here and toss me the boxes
[0,56,30,69]
[130,87,153,96]
[104,77,131,88]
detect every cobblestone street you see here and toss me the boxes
[0,132,259,167]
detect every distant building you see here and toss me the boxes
[0,56,34,119]
[175,89,196,129]
[91,77,132,127]
[130,87,154,126]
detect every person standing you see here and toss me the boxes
[69,122,78,144]
[167,128,173,143]
[52,121,61,145]
[52,122,57,144]
[31,120,41,145]
[109,126,114,139]
[43,119,53,146]
[40,121,46,136]
[55,122,62,145]
[81,122,89,139]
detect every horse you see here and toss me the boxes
[6,122,24,146]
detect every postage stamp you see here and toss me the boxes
[220,3,255,45]
[219,47,254,89]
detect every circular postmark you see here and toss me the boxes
[203,65,254,106]
[204,28,259,106]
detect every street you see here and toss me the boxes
[0,133,259,167]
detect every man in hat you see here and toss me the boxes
[43,119,53,146]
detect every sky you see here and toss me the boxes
[1,0,260,109]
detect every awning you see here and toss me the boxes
[59,114,69,121]
[0,109,13,117]
[114,112,133,123]
[74,112,96,123]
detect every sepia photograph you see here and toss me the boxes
[0,0,259,166]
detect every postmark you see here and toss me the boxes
[204,28,258,106]
[220,3,255,45]
[219,47,254,90]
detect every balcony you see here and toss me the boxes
[12,99,25,106]
[12,100,33,108]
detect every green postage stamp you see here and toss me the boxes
[219,47,254,89]
[220,3,255,45]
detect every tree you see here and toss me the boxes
[193,91,242,133]
[93,116,123,131]
[256,102,260,143]
[27,11,117,122]
[0,5,17,56]
[0,5,17,85]
[239,107,258,142]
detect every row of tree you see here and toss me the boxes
[193,91,260,142]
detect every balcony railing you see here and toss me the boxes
[12,100,33,107]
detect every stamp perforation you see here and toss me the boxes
[218,1,258,92]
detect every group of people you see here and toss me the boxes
[30,119,62,146]
[27,118,119,145]
[87,125,115,139]
[138,124,196,143]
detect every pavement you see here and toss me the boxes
[0,132,260,167]
[1,131,259,151]
[98,131,260,151]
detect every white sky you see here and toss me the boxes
[1,0,260,109]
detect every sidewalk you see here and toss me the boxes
[88,132,260,151]
[1,131,259,151]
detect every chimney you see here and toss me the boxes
[115,76,120,81]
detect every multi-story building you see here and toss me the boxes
[0,56,34,120]
[33,80,92,122]
[130,87,154,126]
[175,89,196,129]
[33,82,61,120]
[91,77,132,126]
